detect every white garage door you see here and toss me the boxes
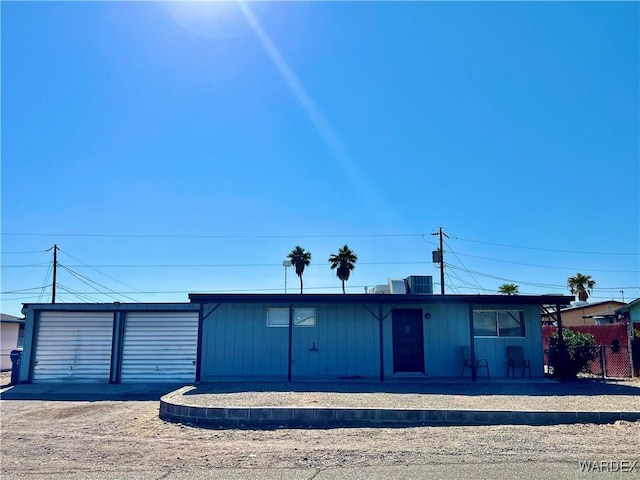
[33,312,114,383]
[120,312,198,382]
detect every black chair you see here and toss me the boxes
[507,346,531,379]
[460,346,490,379]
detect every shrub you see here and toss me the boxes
[548,329,598,379]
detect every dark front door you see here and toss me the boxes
[392,309,425,373]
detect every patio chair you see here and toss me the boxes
[507,346,531,379]
[460,346,490,379]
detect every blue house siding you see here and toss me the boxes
[200,300,552,379]
[293,304,378,378]
[423,303,470,377]
[200,303,379,379]
[201,303,288,378]
[472,304,543,378]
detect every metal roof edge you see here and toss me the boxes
[21,302,198,314]
[188,293,574,306]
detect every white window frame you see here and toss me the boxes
[473,310,526,338]
[266,308,316,327]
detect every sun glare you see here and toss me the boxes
[164,1,266,41]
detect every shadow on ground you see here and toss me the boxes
[0,383,187,402]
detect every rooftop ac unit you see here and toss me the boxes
[389,279,407,294]
[405,276,433,294]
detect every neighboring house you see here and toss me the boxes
[1,313,25,371]
[541,300,626,327]
[615,297,640,324]
[19,291,573,384]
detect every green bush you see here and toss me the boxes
[548,329,598,379]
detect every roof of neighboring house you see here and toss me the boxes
[616,297,640,313]
[541,300,626,316]
[1,313,25,324]
[188,293,574,306]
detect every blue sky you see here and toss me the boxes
[1,1,638,317]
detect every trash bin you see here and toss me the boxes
[10,349,22,385]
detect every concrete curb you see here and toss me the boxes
[159,388,640,428]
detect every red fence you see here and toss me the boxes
[543,323,632,378]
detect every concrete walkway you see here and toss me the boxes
[159,378,640,428]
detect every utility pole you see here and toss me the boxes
[47,244,58,303]
[431,227,448,295]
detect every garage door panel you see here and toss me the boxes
[121,312,198,382]
[33,312,113,383]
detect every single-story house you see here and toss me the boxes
[18,292,573,384]
[1,313,25,371]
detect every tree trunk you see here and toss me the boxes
[342,280,345,294]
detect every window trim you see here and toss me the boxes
[266,307,317,327]
[473,309,526,338]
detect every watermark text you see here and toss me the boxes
[578,460,638,473]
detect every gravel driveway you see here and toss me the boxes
[1,380,639,478]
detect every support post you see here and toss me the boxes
[287,303,293,382]
[468,304,476,381]
[439,227,445,295]
[379,303,384,382]
[51,244,58,303]
[556,304,567,380]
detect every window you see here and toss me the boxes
[266,308,316,327]
[473,310,525,337]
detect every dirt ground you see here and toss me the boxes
[1,394,639,477]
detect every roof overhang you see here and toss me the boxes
[188,293,574,306]
[21,303,199,314]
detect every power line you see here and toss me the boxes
[58,248,168,302]
[3,230,636,256]
[1,261,434,268]
[447,233,638,256]
[445,264,638,291]
[56,283,105,303]
[2,263,52,268]
[443,239,484,292]
[1,286,52,294]
[449,252,639,273]
[58,264,140,303]
[1,250,49,254]
[1,232,423,239]
[37,259,53,303]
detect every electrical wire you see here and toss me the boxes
[57,248,168,302]
[37,260,53,303]
[443,239,484,291]
[1,250,50,254]
[2,232,423,239]
[56,283,105,303]
[448,251,639,273]
[445,231,638,256]
[58,264,140,303]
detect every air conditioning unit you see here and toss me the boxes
[405,276,433,294]
[389,279,407,294]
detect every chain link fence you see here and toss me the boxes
[544,345,632,379]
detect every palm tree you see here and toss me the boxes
[287,246,311,294]
[498,283,519,295]
[567,273,595,302]
[328,245,358,294]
